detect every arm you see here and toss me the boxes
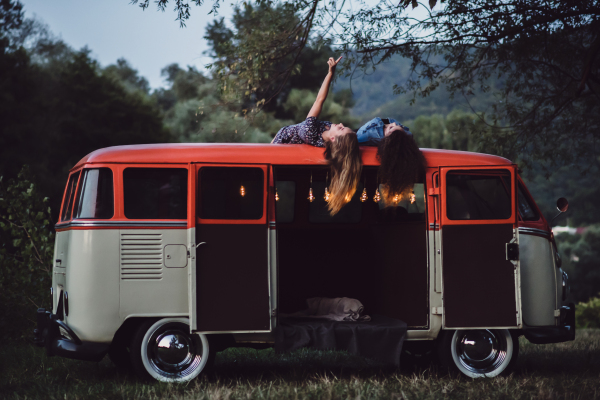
[307,56,342,119]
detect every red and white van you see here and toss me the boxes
[34,143,575,380]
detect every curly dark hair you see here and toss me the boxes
[377,130,426,201]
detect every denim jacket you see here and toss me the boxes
[356,117,412,146]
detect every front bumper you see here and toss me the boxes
[33,308,109,362]
[523,303,576,344]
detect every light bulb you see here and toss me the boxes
[360,188,368,202]
[393,194,399,204]
[308,188,315,202]
[275,189,279,201]
[410,192,416,204]
[324,187,330,202]
[373,188,381,203]
[240,185,245,197]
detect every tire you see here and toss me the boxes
[130,318,214,382]
[438,329,519,378]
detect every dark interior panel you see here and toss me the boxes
[196,224,270,332]
[442,224,517,328]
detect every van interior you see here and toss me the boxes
[274,166,429,328]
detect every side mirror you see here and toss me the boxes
[557,197,569,213]
[551,197,569,224]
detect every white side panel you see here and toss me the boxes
[64,229,120,342]
[188,226,197,331]
[519,233,556,327]
[120,229,189,320]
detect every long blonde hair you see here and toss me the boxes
[324,132,362,215]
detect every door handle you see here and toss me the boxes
[195,242,207,248]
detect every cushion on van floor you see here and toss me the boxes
[274,314,407,367]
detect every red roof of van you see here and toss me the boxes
[72,143,512,170]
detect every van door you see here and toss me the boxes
[439,166,521,329]
[189,164,271,333]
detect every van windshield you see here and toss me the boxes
[74,168,114,219]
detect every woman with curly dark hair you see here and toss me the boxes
[356,118,425,204]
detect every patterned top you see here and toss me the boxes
[272,117,331,147]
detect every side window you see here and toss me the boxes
[275,181,295,223]
[60,171,80,222]
[74,168,114,219]
[518,184,540,221]
[200,167,264,220]
[123,168,188,219]
[309,182,363,224]
[446,170,512,220]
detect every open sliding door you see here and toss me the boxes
[189,163,271,333]
[440,165,521,329]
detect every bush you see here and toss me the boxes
[576,295,600,329]
[0,166,53,340]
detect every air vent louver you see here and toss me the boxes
[120,233,163,280]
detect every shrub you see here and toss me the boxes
[575,295,600,329]
[0,166,53,340]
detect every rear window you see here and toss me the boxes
[446,170,512,220]
[123,168,188,219]
[60,171,80,222]
[74,168,114,219]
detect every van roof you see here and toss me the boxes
[73,143,512,170]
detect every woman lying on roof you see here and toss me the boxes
[272,56,362,215]
[356,117,425,204]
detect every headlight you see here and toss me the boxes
[59,325,74,341]
[562,271,569,301]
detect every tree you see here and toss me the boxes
[134,0,600,167]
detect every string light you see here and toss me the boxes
[373,188,381,203]
[344,193,352,202]
[360,188,368,202]
[275,188,279,201]
[410,190,416,204]
[307,173,315,202]
[392,194,400,204]
[240,185,245,197]
[324,187,330,202]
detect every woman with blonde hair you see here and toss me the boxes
[272,56,362,215]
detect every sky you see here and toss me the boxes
[20,0,234,89]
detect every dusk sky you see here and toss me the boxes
[20,0,234,89]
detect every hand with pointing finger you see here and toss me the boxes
[328,56,343,74]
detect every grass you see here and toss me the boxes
[1,330,599,399]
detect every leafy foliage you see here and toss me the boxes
[556,225,600,303]
[0,11,172,221]
[576,295,600,329]
[0,166,53,340]
[141,0,600,167]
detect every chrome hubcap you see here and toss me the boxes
[454,330,508,374]
[147,323,203,378]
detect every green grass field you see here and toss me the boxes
[1,330,599,399]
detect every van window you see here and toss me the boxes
[123,168,188,219]
[275,181,295,223]
[518,184,540,221]
[60,171,80,222]
[446,170,512,220]
[309,182,363,224]
[74,168,114,219]
[200,167,263,220]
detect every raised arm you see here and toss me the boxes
[307,56,342,119]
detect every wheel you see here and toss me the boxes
[130,318,214,382]
[438,329,518,378]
